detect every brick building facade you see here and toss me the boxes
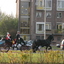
[16,0,64,44]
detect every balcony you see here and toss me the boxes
[57,8,64,11]
[54,29,62,34]
[20,27,30,29]
[36,6,44,10]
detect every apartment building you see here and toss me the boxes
[16,0,64,44]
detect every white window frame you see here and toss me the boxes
[57,0,64,11]
[36,0,44,7]
[36,22,45,34]
[36,0,44,10]
[36,22,51,34]
[45,0,52,10]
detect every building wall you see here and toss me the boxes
[16,0,64,43]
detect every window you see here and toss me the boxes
[36,22,44,34]
[21,1,30,15]
[37,24,43,31]
[62,23,64,32]
[36,12,42,17]
[21,1,30,8]
[45,0,52,10]
[57,12,62,18]
[40,0,42,7]
[36,22,51,34]
[36,0,52,10]
[46,12,51,18]
[57,0,64,11]
[36,0,44,7]
[21,22,29,27]
[57,23,62,33]
[57,24,62,30]
[36,36,40,39]
[21,9,30,15]
[46,22,51,30]
[62,23,64,29]
[21,17,30,27]
[36,0,44,10]
[57,37,61,41]
[57,24,62,33]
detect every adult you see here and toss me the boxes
[60,38,64,49]
[16,31,20,40]
[4,32,12,46]
[5,32,12,41]
[15,31,25,45]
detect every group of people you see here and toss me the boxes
[4,31,25,45]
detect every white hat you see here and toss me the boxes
[7,32,9,34]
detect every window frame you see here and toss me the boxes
[36,22,51,34]
[36,12,42,18]
[46,22,51,30]
[57,0,64,11]
[45,0,52,10]
[57,12,62,18]
[36,22,45,34]
[21,1,30,16]
[57,22,62,30]
[46,12,51,18]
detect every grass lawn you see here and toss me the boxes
[38,45,61,52]
[52,45,61,50]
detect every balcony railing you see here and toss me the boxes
[57,8,64,11]
[36,6,52,10]
[54,29,62,34]
[36,6,44,10]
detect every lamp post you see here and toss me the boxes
[18,0,20,32]
[44,0,46,39]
